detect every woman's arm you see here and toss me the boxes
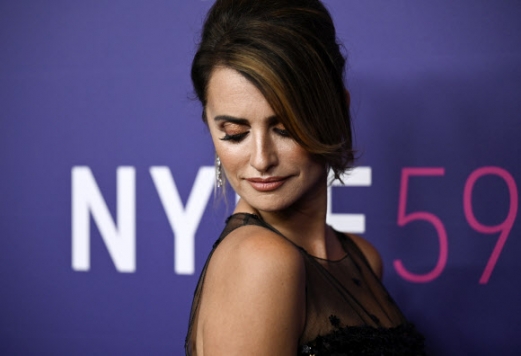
[197,225,306,355]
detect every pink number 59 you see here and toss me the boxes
[463,167,518,284]
[394,168,448,283]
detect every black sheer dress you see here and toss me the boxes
[185,213,425,355]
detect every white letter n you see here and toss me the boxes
[71,166,136,272]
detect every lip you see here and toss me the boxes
[245,176,289,192]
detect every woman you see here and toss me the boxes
[185,0,425,354]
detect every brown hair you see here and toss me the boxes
[192,0,354,180]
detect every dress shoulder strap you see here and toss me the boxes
[213,213,283,247]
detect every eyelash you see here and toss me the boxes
[220,132,248,142]
[274,128,290,137]
[220,128,290,143]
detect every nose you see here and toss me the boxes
[250,131,278,173]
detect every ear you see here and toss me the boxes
[345,89,351,106]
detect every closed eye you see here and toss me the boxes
[274,127,290,137]
[220,132,249,142]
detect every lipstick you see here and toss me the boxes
[246,177,288,192]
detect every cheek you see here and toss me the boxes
[286,146,325,176]
[215,145,246,178]
[282,144,314,165]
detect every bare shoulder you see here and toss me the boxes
[208,224,305,282]
[197,224,306,355]
[344,233,383,279]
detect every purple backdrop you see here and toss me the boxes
[1,1,520,354]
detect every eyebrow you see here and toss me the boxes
[213,115,279,125]
[213,115,249,125]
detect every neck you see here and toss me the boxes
[236,172,341,260]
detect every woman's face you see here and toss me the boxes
[205,66,327,213]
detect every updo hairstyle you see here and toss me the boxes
[191,0,354,180]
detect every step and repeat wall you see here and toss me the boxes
[2,1,520,354]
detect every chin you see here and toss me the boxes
[238,194,294,213]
